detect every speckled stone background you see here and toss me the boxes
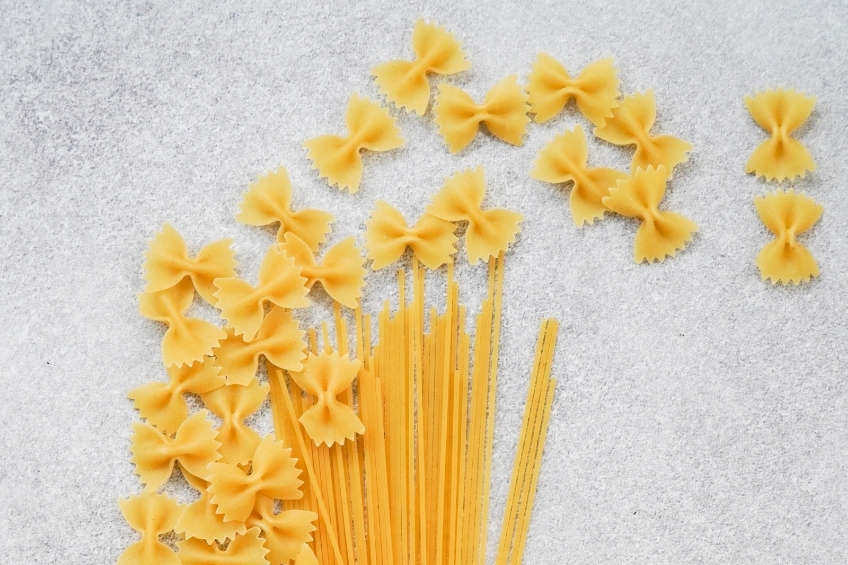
[1,1,847,563]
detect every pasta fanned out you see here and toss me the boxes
[129,410,221,491]
[527,54,621,127]
[208,435,304,523]
[236,168,335,251]
[139,278,226,367]
[175,470,247,543]
[278,233,366,308]
[176,527,269,565]
[426,167,523,264]
[754,190,822,285]
[372,18,471,115]
[434,75,530,152]
[289,351,365,446]
[303,94,403,193]
[213,307,307,386]
[213,244,310,342]
[602,166,698,263]
[595,91,692,177]
[531,125,628,226]
[117,493,184,565]
[142,223,237,305]
[248,495,318,565]
[128,356,224,434]
[745,89,816,181]
[202,379,269,465]
[364,201,458,270]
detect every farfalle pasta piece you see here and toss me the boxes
[201,379,269,465]
[527,54,621,127]
[208,434,303,523]
[303,94,403,193]
[294,544,319,565]
[129,410,221,491]
[601,165,698,263]
[248,494,318,565]
[177,527,270,565]
[142,223,237,305]
[594,91,692,177]
[128,356,225,434]
[117,493,184,565]
[212,306,307,385]
[278,232,366,308]
[213,244,310,342]
[175,470,247,543]
[754,190,822,284]
[372,18,471,115]
[434,75,530,152]
[235,168,335,251]
[289,351,365,446]
[531,125,629,226]
[139,278,227,367]
[745,89,816,181]
[425,167,523,264]
[364,200,457,270]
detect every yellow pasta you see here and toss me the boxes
[175,470,247,543]
[117,493,184,565]
[372,18,471,115]
[531,125,629,226]
[289,351,365,446]
[602,165,698,263]
[293,543,320,565]
[594,91,692,177]
[426,167,523,264]
[363,200,458,270]
[434,75,530,152]
[303,94,403,193]
[208,435,304,523]
[202,379,269,465]
[213,244,310,342]
[527,54,621,127]
[213,306,307,385]
[247,495,318,565]
[138,278,227,367]
[129,409,221,491]
[745,89,816,181]
[279,232,366,308]
[176,527,270,565]
[754,190,822,285]
[127,355,224,434]
[236,168,335,251]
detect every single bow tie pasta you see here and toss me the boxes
[531,124,629,226]
[594,91,692,178]
[745,89,816,182]
[303,94,403,193]
[434,74,530,152]
[117,493,185,565]
[527,54,621,127]
[364,200,458,270]
[129,410,221,491]
[754,190,822,285]
[602,165,698,263]
[213,244,310,342]
[289,351,365,446]
[247,497,318,565]
[278,232,366,308]
[426,167,523,264]
[201,379,269,466]
[142,223,237,305]
[138,278,227,367]
[175,470,247,543]
[372,18,471,115]
[235,168,335,251]
[176,527,270,565]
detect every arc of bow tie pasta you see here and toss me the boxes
[372,18,471,115]
[434,75,530,153]
[754,190,822,285]
[744,89,816,181]
[303,94,404,193]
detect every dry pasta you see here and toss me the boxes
[176,527,269,565]
[278,233,366,308]
[745,89,816,181]
[754,190,822,284]
[201,379,269,465]
[117,493,184,565]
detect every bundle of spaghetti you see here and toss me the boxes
[495,319,558,565]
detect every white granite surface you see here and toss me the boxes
[1,0,847,563]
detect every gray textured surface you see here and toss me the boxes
[1,0,847,563]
